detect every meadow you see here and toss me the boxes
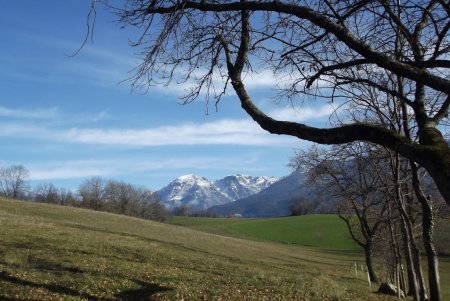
[169,215,358,250]
[0,198,447,300]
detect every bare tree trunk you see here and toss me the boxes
[421,198,441,301]
[410,162,441,301]
[403,197,429,301]
[365,239,379,284]
[399,213,420,300]
[394,174,420,300]
[387,211,403,288]
[411,241,429,301]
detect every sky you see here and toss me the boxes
[0,1,335,191]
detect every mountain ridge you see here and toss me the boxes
[156,174,277,210]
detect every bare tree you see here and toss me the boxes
[104,180,136,214]
[96,1,450,208]
[78,177,105,211]
[136,188,168,222]
[295,143,389,284]
[33,183,60,204]
[384,152,428,300]
[80,178,169,221]
[0,165,29,199]
[58,188,77,206]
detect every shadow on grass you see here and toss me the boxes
[0,271,173,301]
[116,279,173,301]
[0,271,112,301]
[28,257,85,275]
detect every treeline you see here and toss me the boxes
[77,177,168,222]
[0,164,168,222]
[170,205,222,218]
[289,195,337,216]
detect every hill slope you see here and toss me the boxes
[0,198,437,300]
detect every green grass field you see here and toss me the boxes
[0,198,447,300]
[169,215,359,250]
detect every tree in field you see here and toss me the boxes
[136,188,168,222]
[293,143,387,284]
[96,0,450,209]
[0,165,29,199]
[32,184,78,206]
[78,177,105,211]
[79,177,169,221]
[33,183,61,204]
[104,180,137,214]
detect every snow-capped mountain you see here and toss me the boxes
[157,175,231,210]
[214,174,277,202]
[157,174,277,210]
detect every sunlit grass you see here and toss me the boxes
[0,198,441,300]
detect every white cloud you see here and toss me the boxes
[0,104,335,148]
[242,69,278,89]
[267,104,336,122]
[149,68,280,99]
[0,123,47,137]
[61,118,294,146]
[0,118,293,147]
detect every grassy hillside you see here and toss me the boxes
[0,198,444,300]
[169,215,358,250]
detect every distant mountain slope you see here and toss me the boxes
[208,170,329,217]
[157,174,277,210]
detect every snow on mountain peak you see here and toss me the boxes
[175,174,207,183]
[157,174,278,210]
[177,174,196,181]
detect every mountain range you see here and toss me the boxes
[156,174,277,210]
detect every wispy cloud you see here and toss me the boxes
[149,68,280,99]
[62,119,292,146]
[0,119,294,147]
[0,104,334,147]
[27,154,266,181]
[29,160,115,181]
[267,104,336,122]
[0,106,59,119]
[0,105,111,126]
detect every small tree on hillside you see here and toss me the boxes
[0,165,29,199]
[78,177,105,211]
[33,183,60,204]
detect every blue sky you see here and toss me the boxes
[0,1,335,190]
